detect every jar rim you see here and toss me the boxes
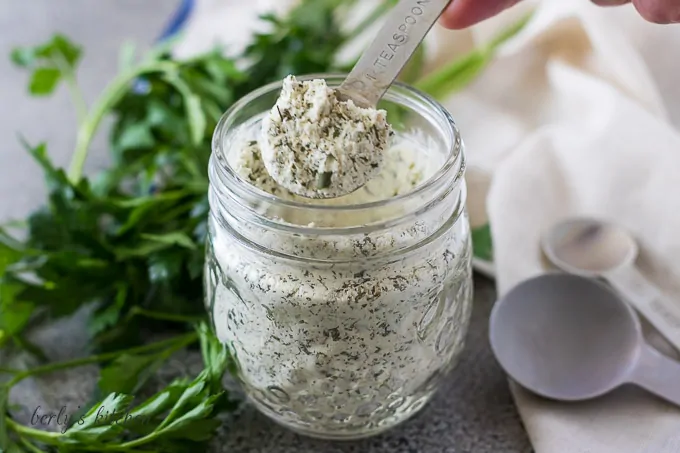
[210,73,464,213]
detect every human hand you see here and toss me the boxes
[440,0,680,29]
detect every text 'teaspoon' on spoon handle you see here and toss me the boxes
[630,342,680,407]
[606,266,680,353]
[338,0,451,107]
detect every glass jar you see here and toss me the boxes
[204,74,473,440]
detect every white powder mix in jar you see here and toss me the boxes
[259,75,393,199]
[207,114,473,434]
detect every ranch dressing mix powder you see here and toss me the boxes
[260,76,393,199]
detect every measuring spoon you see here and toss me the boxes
[337,0,451,108]
[490,273,680,405]
[542,217,680,352]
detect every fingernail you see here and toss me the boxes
[592,0,630,6]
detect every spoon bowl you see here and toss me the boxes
[490,273,640,401]
[490,273,680,406]
[541,217,638,276]
[542,217,680,353]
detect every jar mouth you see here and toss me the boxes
[210,73,463,213]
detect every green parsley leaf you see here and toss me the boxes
[154,394,224,440]
[0,232,23,276]
[471,223,494,262]
[36,34,82,67]
[163,75,207,146]
[0,386,9,450]
[115,122,156,151]
[98,353,166,395]
[197,322,230,387]
[1,441,24,453]
[0,294,33,339]
[141,232,197,250]
[62,393,133,444]
[87,284,127,337]
[11,34,82,96]
[29,67,61,95]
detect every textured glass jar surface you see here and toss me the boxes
[204,76,473,440]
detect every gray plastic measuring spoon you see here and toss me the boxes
[542,217,680,352]
[337,0,451,108]
[489,273,680,405]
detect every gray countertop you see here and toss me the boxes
[0,2,531,452]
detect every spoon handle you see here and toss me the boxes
[338,0,451,107]
[631,342,680,407]
[606,266,680,353]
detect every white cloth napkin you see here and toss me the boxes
[174,1,680,451]
[447,3,680,452]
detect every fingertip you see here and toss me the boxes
[632,0,679,23]
[591,0,631,6]
[439,1,476,29]
[439,8,471,30]
[439,0,522,30]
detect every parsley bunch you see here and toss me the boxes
[0,1,530,450]
[2,0,366,355]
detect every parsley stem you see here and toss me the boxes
[10,421,159,453]
[103,422,189,451]
[55,53,88,126]
[6,332,198,388]
[128,307,206,324]
[0,366,20,375]
[64,75,88,126]
[103,436,155,450]
[18,435,50,453]
[6,418,61,445]
[68,61,178,184]
[414,12,533,99]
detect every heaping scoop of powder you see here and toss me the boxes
[260,75,393,199]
